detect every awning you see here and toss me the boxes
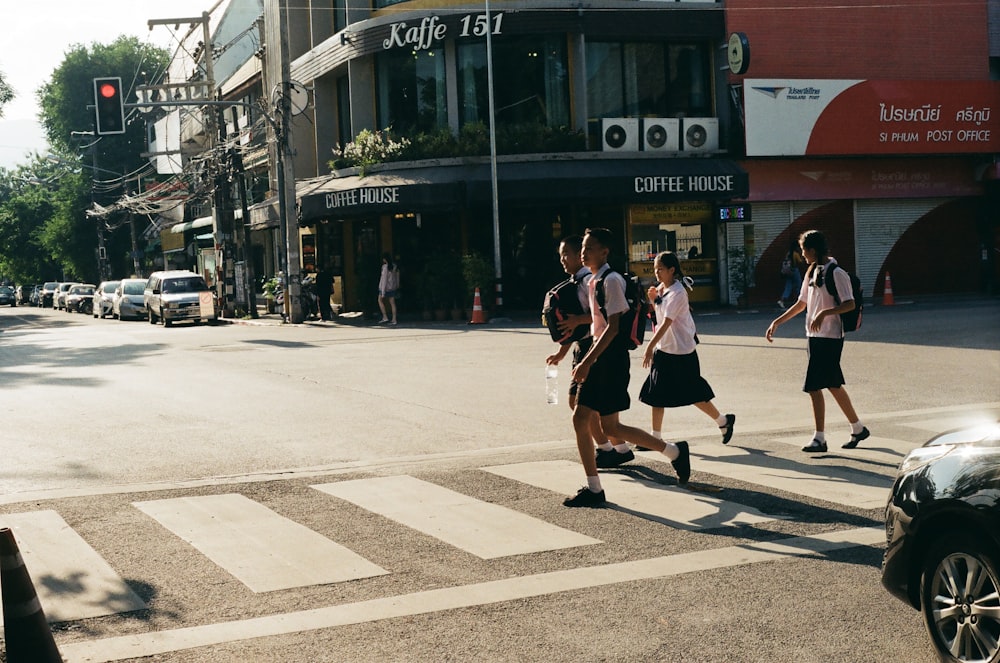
[297,156,748,224]
[169,215,214,234]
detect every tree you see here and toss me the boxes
[0,68,13,117]
[0,162,63,283]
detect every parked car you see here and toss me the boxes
[38,282,59,308]
[15,284,32,304]
[144,270,216,326]
[112,278,147,321]
[0,285,15,306]
[54,282,78,310]
[93,280,120,318]
[882,422,1000,663]
[29,285,42,306]
[65,283,96,313]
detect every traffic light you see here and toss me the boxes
[93,77,125,135]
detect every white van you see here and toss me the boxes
[144,270,216,326]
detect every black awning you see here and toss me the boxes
[296,156,748,223]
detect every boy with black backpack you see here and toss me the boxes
[563,228,691,507]
[765,230,870,453]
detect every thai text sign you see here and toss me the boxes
[744,80,1000,156]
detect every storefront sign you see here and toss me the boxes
[633,175,738,196]
[630,202,711,225]
[383,13,503,51]
[325,186,400,210]
[744,79,1000,156]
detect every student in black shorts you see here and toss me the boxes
[765,230,870,453]
[565,228,691,507]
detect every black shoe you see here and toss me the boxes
[721,414,736,445]
[596,448,635,468]
[563,487,606,507]
[802,439,828,453]
[670,441,691,485]
[842,426,870,449]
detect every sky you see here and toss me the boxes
[0,0,216,169]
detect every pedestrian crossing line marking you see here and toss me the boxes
[57,526,884,662]
[311,475,601,559]
[483,460,776,529]
[132,494,386,593]
[645,445,892,510]
[0,510,146,625]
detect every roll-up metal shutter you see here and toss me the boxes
[724,202,791,301]
[855,198,951,298]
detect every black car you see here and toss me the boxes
[882,422,1000,663]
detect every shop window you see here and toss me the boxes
[457,35,569,129]
[376,48,447,135]
[337,75,351,146]
[627,203,719,303]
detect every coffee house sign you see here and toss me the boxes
[383,13,504,51]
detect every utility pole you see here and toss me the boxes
[263,0,303,323]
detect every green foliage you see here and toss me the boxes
[461,252,494,305]
[0,69,13,117]
[329,123,586,170]
[421,250,464,309]
[330,128,411,176]
[38,36,169,173]
[727,246,755,300]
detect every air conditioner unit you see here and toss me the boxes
[641,118,680,152]
[681,117,719,152]
[601,118,639,152]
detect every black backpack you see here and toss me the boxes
[541,276,587,345]
[824,264,864,332]
[594,269,649,350]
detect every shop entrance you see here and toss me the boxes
[627,202,719,303]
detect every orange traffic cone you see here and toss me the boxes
[0,527,64,663]
[469,287,487,324]
[882,271,895,306]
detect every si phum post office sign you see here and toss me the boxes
[744,80,999,157]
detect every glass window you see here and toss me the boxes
[457,35,569,128]
[586,40,712,137]
[337,75,351,145]
[376,48,447,134]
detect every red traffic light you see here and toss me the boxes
[93,77,125,135]
[99,82,119,99]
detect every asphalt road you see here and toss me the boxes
[0,298,998,662]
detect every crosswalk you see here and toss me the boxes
[0,418,967,658]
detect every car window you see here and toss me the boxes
[163,277,208,294]
[123,281,144,295]
[103,282,119,293]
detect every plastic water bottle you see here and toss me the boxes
[545,365,559,405]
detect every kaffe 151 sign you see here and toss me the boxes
[744,79,999,156]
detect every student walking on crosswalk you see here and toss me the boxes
[565,228,691,507]
[637,251,736,447]
[765,229,870,453]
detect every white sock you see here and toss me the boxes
[597,441,614,451]
[659,444,678,461]
[651,430,662,439]
[715,414,728,427]
[850,421,864,434]
[813,431,826,443]
[613,443,631,453]
[587,475,603,493]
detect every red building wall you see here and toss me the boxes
[726,0,991,81]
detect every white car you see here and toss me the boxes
[112,278,147,321]
[144,271,216,326]
[93,280,120,318]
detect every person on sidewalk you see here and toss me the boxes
[315,266,335,321]
[545,235,620,463]
[639,251,735,447]
[765,229,870,453]
[565,228,690,507]
[377,253,399,325]
[777,239,804,309]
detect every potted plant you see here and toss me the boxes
[727,247,755,307]
[423,250,464,320]
[262,277,279,313]
[461,251,494,314]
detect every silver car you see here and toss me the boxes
[144,270,216,326]
[112,279,147,321]
[54,282,78,310]
[93,280,120,318]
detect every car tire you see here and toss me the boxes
[149,310,157,325]
[921,533,1000,663]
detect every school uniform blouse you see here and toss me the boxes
[799,258,853,339]
[574,266,593,340]
[588,265,628,340]
[652,279,698,355]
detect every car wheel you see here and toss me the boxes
[921,534,1000,663]
[163,317,172,327]
[149,310,157,325]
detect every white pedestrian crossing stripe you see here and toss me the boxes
[312,475,600,558]
[133,494,387,592]
[643,444,894,509]
[0,510,146,625]
[483,460,777,528]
